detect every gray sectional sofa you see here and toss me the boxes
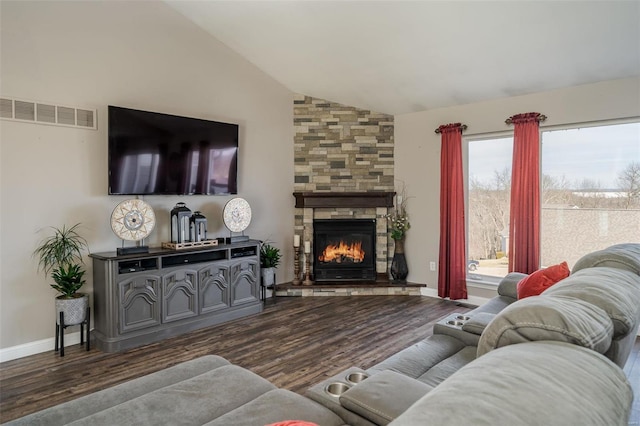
[6,244,640,426]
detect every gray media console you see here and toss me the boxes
[90,240,263,352]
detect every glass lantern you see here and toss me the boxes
[170,202,192,243]
[190,211,208,242]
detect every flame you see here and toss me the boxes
[318,240,365,263]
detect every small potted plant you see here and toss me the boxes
[33,223,90,326]
[260,241,282,288]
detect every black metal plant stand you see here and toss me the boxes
[260,273,277,304]
[55,307,90,357]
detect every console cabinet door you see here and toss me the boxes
[118,274,161,334]
[230,258,259,306]
[199,263,230,314]
[162,268,198,323]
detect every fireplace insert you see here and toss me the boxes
[313,219,376,281]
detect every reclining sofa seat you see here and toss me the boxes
[390,243,640,425]
[366,272,526,387]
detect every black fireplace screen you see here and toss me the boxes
[313,219,376,281]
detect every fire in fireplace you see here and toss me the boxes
[318,240,365,263]
[313,219,376,281]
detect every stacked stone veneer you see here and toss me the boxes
[293,94,395,277]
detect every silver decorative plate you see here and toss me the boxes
[111,199,156,241]
[223,197,252,233]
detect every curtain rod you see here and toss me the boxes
[434,124,468,134]
[505,114,547,125]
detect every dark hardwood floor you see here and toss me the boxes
[0,296,638,424]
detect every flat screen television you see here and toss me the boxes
[108,105,238,195]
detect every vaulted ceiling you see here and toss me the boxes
[166,1,640,115]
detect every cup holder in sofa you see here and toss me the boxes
[346,372,369,384]
[447,319,466,326]
[325,382,351,397]
[456,315,471,321]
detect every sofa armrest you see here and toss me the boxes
[339,370,432,426]
[497,272,528,300]
[461,312,496,336]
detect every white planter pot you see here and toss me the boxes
[55,294,89,325]
[261,267,276,286]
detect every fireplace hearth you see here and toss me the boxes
[313,219,376,281]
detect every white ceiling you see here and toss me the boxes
[166,1,640,115]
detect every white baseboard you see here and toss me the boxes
[0,331,83,363]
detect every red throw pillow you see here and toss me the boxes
[516,261,570,299]
[265,422,319,426]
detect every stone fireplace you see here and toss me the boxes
[293,94,397,285]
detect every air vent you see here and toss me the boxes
[0,97,97,130]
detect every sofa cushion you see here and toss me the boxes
[416,345,477,387]
[477,295,613,357]
[367,334,466,380]
[572,243,640,275]
[4,355,232,426]
[516,261,569,299]
[542,267,640,338]
[389,342,633,426]
[62,365,276,425]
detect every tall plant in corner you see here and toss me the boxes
[34,223,90,325]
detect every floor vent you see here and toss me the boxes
[0,97,97,130]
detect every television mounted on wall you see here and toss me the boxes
[108,105,238,195]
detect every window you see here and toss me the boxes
[540,122,640,268]
[467,137,512,280]
[466,121,640,283]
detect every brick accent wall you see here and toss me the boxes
[293,94,395,277]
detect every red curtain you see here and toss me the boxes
[438,123,467,299]
[508,113,543,274]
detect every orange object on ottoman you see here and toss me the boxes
[516,261,570,299]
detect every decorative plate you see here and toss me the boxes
[110,199,156,241]
[223,197,252,233]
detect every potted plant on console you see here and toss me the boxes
[33,223,90,327]
[260,241,282,291]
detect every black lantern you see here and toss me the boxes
[190,211,208,242]
[171,202,192,243]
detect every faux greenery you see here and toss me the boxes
[386,183,411,240]
[33,223,89,298]
[260,242,282,269]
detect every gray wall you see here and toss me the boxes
[0,1,294,355]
